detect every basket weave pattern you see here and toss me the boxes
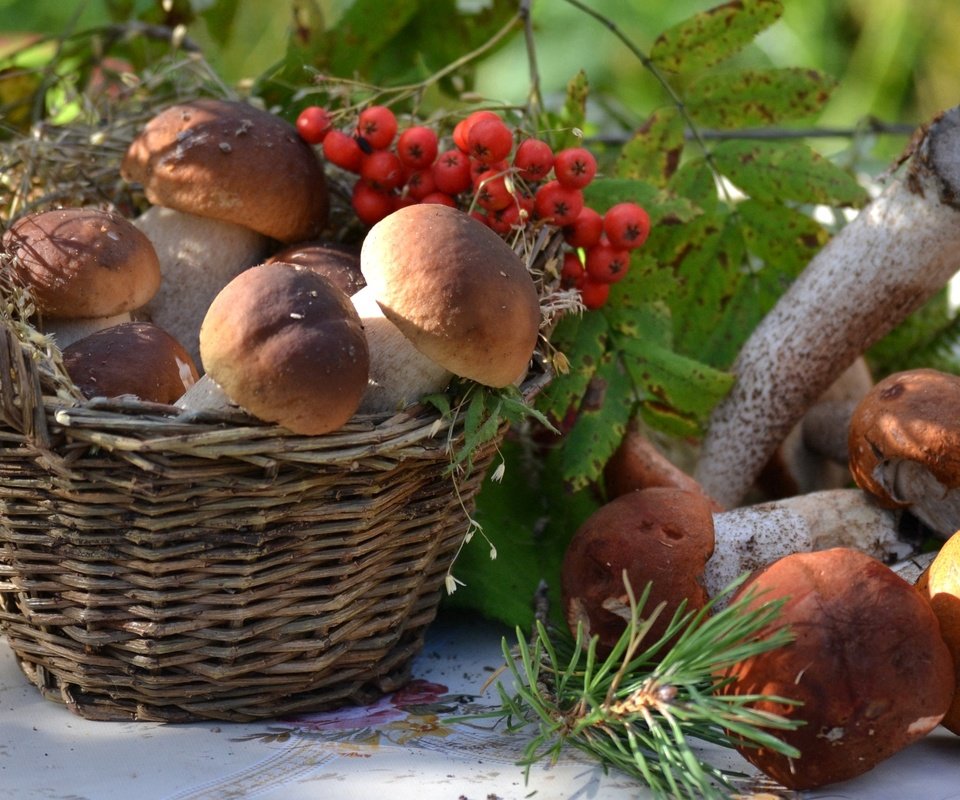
[0,288,508,722]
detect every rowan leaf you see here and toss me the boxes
[557,349,634,491]
[583,178,701,225]
[712,140,869,206]
[615,107,686,186]
[650,0,784,75]
[537,311,609,424]
[685,67,836,128]
[737,198,829,275]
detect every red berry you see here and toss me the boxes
[352,182,395,225]
[534,180,584,226]
[396,125,439,169]
[474,173,514,212]
[513,137,554,182]
[322,130,364,172]
[361,149,405,191]
[563,206,604,248]
[453,110,502,153]
[603,202,651,249]
[420,191,458,207]
[467,117,514,165]
[553,147,597,189]
[296,106,332,144]
[432,149,472,195]
[357,105,398,150]
[585,240,631,284]
[560,251,586,290]
[405,167,437,201]
[579,278,610,310]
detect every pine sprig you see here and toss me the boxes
[478,575,800,800]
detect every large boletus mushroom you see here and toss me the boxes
[1,207,161,347]
[719,547,954,790]
[360,204,541,390]
[561,487,716,654]
[122,98,331,366]
[198,262,369,435]
[848,367,960,537]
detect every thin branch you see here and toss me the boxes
[588,121,918,146]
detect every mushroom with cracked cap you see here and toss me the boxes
[0,206,161,348]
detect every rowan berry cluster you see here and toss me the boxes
[296,104,650,309]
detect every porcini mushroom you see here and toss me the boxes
[360,204,541,389]
[695,106,960,508]
[719,547,954,790]
[848,367,960,537]
[0,206,161,348]
[266,240,365,297]
[198,262,369,435]
[122,98,330,367]
[62,321,199,405]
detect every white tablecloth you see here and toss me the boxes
[2,613,959,799]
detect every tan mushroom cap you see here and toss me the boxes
[1,207,161,318]
[62,321,199,405]
[199,262,369,435]
[848,368,960,509]
[121,98,329,243]
[360,204,540,388]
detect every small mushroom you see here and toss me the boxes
[198,262,369,435]
[122,98,330,367]
[0,206,161,348]
[62,321,199,405]
[719,547,954,790]
[360,204,541,389]
[848,367,960,537]
[561,487,716,654]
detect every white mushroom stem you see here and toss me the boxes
[351,285,452,414]
[41,311,132,350]
[132,206,270,369]
[695,106,960,508]
[705,488,914,602]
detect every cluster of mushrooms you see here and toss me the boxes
[0,99,542,432]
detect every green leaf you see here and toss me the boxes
[537,311,610,424]
[616,334,735,433]
[199,0,241,48]
[324,0,420,80]
[737,198,829,275]
[553,68,590,150]
[686,67,836,128]
[650,0,784,75]
[668,157,720,215]
[583,178,701,226]
[712,140,870,207]
[558,350,634,491]
[615,108,686,186]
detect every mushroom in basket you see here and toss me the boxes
[121,98,330,367]
[0,206,161,348]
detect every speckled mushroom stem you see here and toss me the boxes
[705,488,913,602]
[695,105,960,508]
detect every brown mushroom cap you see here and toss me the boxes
[720,547,954,790]
[62,321,199,404]
[266,240,364,296]
[1,207,161,318]
[848,368,960,509]
[199,262,369,435]
[360,204,540,387]
[560,487,716,654]
[121,98,329,243]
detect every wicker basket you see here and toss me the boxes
[0,261,555,721]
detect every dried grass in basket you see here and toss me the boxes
[0,56,574,722]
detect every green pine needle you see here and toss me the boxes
[474,574,801,800]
